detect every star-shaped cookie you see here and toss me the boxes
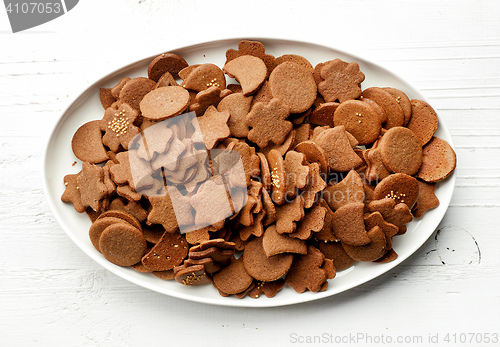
[197,106,231,150]
[100,103,141,152]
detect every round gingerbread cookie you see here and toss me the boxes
[417,136,456,182]
[361,97,387,124]
[373,173,419,209]
[243,237,293,282]
[378,126,423,176]
[147,52,189,81]
[96,210,142,230]
[333,99,382,145]
[383,87,412,126]
[139,86,190,120]
[406,99,439,146]
[275,54,313,71]
[89,216,130,252]
[98,223,147,267]
[213,256,254,295]
[362,87,404,129]
[269,61,317,114]
[71,120,109,164]
[118,77,157,111]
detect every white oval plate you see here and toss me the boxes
[43,38,456,307]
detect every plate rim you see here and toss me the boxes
[42,36,456,308]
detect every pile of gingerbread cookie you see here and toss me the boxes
[61,40,456,299]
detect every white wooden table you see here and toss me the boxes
[1,1,499,346]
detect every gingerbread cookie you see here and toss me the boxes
[383,87,412,126]
[71,120,108,164]
[323,170,365,211]
[317,59,365,103]
[61,172,86,213]
[139,86,190,120]
[309,102,339,127]
[267,149,287,205]
[147,52,189,81]
[417,136,456,182]
[213,256,254,295]
[342,226,388,262]
[99,223,147,267]
[182,63,226,92]
[361,87,404,129]
[99,88,116,110]
[318,242,356,272]
[269,61,317,114]
[412,180,440,218]
[225,40,276,77]
[406,99,438,146]
[331,202,371,246]
[284,151,310,199]
[367,198,413,235]
[262,224,307,257]
[314,126,363,172]
[373,173,419,209]
[333,99,382,145]
[243,237,293,282]
[246,99,292,148]
[77,162,109,212]
[197,106,231,150]
[142,231,188,271]
[217,92,253,138]
[100,103,140,152]
[285,245,331,293]
[118,77,157,112]
[223,55,267,96]
[378,126,423,175]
